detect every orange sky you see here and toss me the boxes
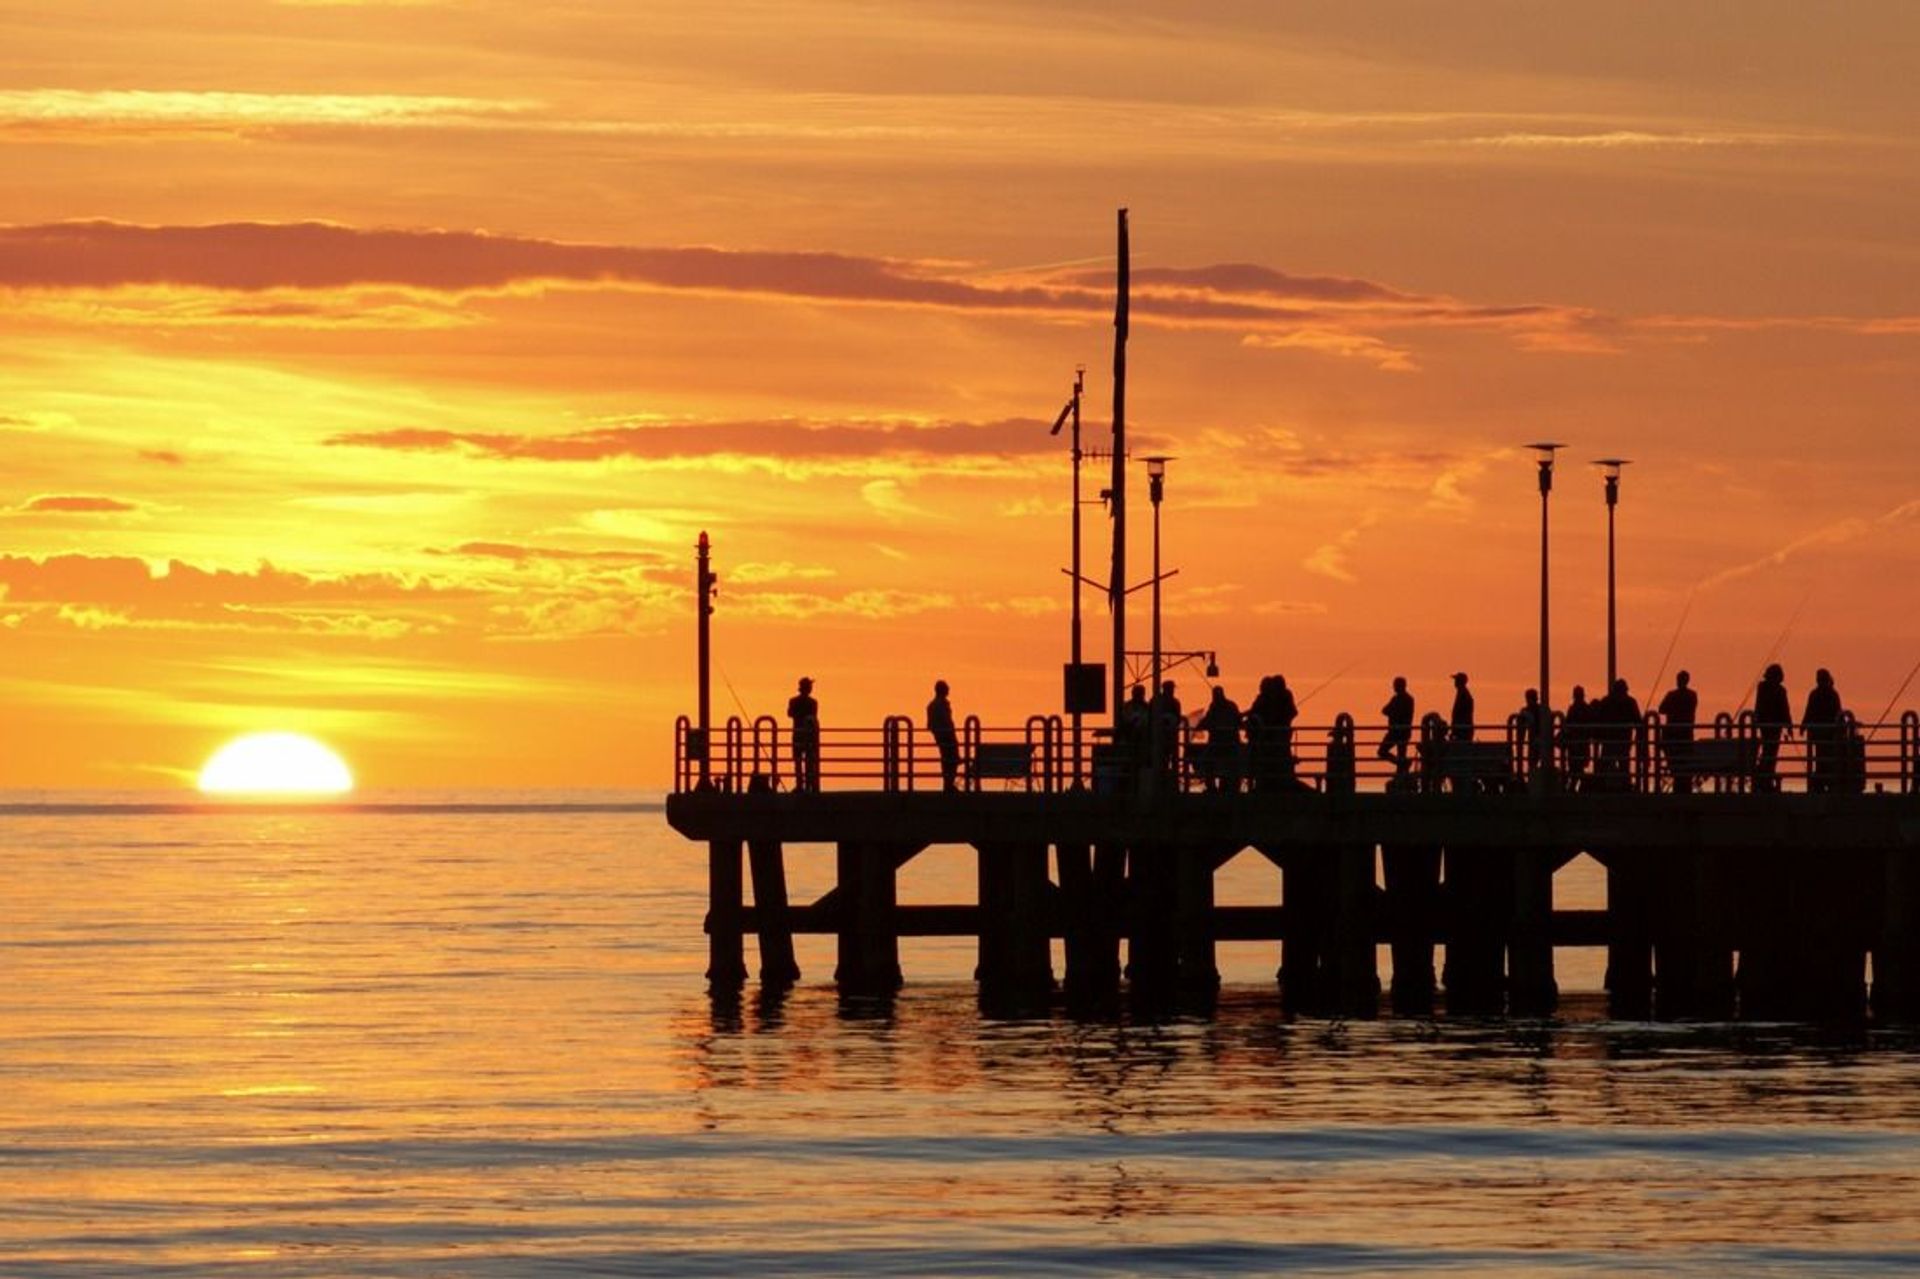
[3,1,1916,789]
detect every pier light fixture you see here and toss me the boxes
[1593,459,1631,688]
[1144,456,1173,698]
[1525,442,1567,774]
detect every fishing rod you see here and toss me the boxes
[1644,590,1694,698]
[1864,656,1920,742]
[1734,588,1812,715]
[1295,660,1359,709]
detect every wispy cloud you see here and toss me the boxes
[0,89,532,136]
[1696,497,1920,593]
[17,494,137,513]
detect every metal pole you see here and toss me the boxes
[1538,459,1552,715]
[1069,368,1084,784]
[1151,490,1163,695]
[696,530,714,788]
[1109,208,1129,733]
[1605,474,1619,690]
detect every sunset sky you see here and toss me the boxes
[3,1,1916,789]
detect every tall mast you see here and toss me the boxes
[1109,208,1130,729]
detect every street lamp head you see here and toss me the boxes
[1524,442,1566,495]
[1593,458,1631,479]
[1144,455,1171,479]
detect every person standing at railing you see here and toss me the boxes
[1150,680,1183,788]
[1119,683,1151,792]
[1658,671,1699,793]
[1450,672,1475,743]
[1594,678,1641,790]
[1514,688,1545,775]
[1378,676,1415,780]
[1754,664,1792,793]
[1248,674,1299,791]
[788,676,821,792]
[1802,668,1844,794]
[1561,685,1594,791]
[926,679,960,793]
[1198,684,1244,793]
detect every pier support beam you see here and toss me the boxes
[1604,850,1654,1020]
[1738,848,1869,1022]
[1382,844,1441,1015]
[1174,844,1222,997]
[1127,842,1178,1001]
[1508,848,1558,1017]
[1443,845,1507,1015]
[1652,848,1733,1019]
[748,837,801,987]
[705,837,748,988]
[976,842,1053,1008]
[1876,848,1920,1022]
[835,841,902,995]
[1334,843,1380,1017]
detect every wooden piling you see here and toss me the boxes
[1739,848,1869,1022]
[1127,842,1178,999]
[1333,843,1380,1017]
[1443,845,1507,1015]
[1604,850,1654,1020]
[1269,844,1326,1013]
[705,837,748,988]
[747,837,801,986]
[1875,848,1920,1022]
[835,841,901,994]
[1507,848,1558,1016]
[977,841,1052,1007]
[1382,844,1441,1015]
[1652,848,1733,1019]
[1175,844,1222,996]
[1055,841,1098,996]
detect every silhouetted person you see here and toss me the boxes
[1594,678,1640,789]
[1378,676,1415,777]
[1198,685,1243,793]
[926,679,959,792]
[1754,663,1792,793]
[1119,683,1150,788]
[1450,672,1475,742]
[1150,680,1183,787]
[1246,675,1294,791]
[788,676,820,792]
[1514,688,1544,774]
[1802,667,1843,793]
[1562,685,1593,789]
[1657,671,1699,793]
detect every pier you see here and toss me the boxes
[667,712,1920,1022]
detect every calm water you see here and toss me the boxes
[3,791,1919,1276]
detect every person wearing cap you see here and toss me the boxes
[1449,672,1475,743]
[788,676,821,792]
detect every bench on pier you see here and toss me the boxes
[1673,737,1755,786]
[968,743,1033,789]
[1441,742,1520,793]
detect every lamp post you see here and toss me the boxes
[1594,459,1630,690]
[1145,456,1170,695]
[1525,443,1565,722]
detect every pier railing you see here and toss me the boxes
[673,709,1920,797]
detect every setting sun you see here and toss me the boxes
[197,732,354,796]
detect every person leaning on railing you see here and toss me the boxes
[1754,664,1792,793]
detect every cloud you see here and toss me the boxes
[1243,329,1419,372]
[0,222,1597,350]
[138,449,186,466]
[1452,130,1808,150]
[431,541,665,566]
[19,495,137,513]
[0,90,531,137]
[1696,497,1920,593]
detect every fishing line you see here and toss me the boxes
[1735,587,1813,715]
[1645,590,1694,697]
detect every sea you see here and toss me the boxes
[3,791,1919,1276]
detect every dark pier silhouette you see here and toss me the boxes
[666,210,1920,1024]
[669,710,1920,1023]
